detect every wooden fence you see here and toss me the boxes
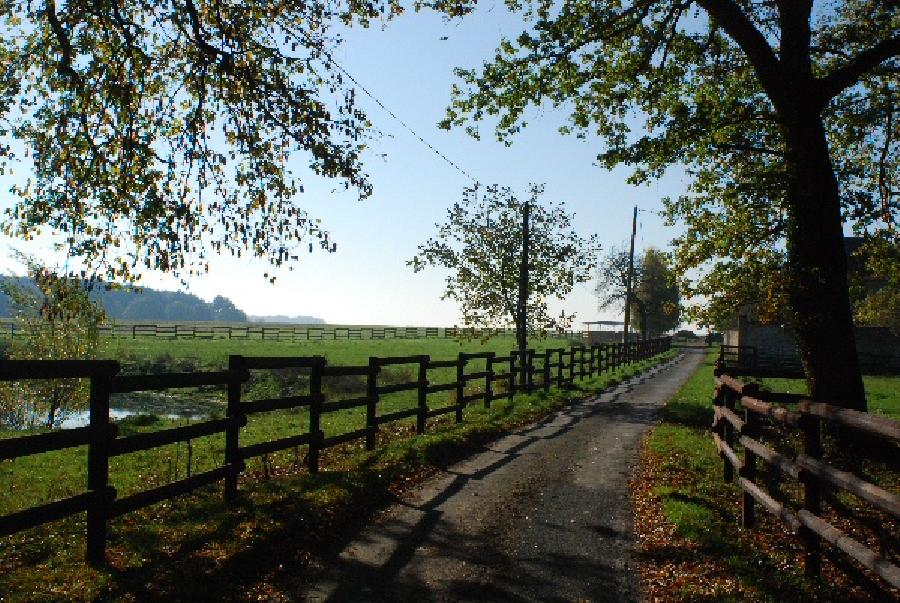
[0,337,671,564]
[0,322,585,342]
[712,350,900,590]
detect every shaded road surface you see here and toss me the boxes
[305,351,705,602]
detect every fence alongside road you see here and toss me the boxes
[712,347,899,591]
[0,321,585,342]
[0,337,671,564]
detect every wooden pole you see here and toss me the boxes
[417,356,429,433]
[366,358,378,450]
[516,200,531,386]
[225,355,245,499]
[623,205,638,344]
[308,359,323,473]
[86,366,116,565]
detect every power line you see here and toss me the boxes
[309,36,480,184]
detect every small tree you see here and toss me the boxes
[410,184,600,364]
[596,247,680,338]
[595,246,639,337]
[0,259,105,429]
[635,248,681,336]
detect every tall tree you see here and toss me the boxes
[437,0,899,410]
[0,1,388,283]
[409,184,601,358]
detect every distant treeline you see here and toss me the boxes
[248,314,326,324]
[0,277,256,322]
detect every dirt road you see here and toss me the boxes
[305,350,705,602]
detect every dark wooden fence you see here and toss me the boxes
[712,348,900,590]
[0,321,585,342]
[0,337,671,564]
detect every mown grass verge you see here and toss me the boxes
[632,351,899,602]
[0,351,676,601]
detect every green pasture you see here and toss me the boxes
[98,333,579,371]
[1,334,586,514]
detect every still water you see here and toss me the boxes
[59,392,219,427]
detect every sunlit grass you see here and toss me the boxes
[639,351,900,601]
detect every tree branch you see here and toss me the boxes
[42,0,80,84]
[695,0,784,106]
[817,36,900,104]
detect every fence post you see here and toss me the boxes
[543,349,552,392]
[225,355,247,499]
[509,351,517,398]
[86,363,118,566]
[417,356,429,433]
[800,406,822,578]
[568,347,576,383]
[366,358,379,450]
[526,349,535,392]
[579,346,586,379]
[456,353,466,422]
[556,349,564,387]
[741,383,759,528]
[722,386,736,483]
[589,346,597,377]
[308,359,324,473]
[484,352,495,409]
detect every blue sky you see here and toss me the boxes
[0,4,692,327]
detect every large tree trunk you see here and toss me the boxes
[782,108,867,411]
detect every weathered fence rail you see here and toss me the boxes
[0,337,671,564]
[712,350,900,590]
[0,321,586,342]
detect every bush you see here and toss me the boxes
[0,259,105,429]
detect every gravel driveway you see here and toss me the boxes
[304,351,705,602]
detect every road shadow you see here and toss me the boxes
[92,357,685,602]
[306,358,685,602]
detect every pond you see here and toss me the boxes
[60,392,221,428]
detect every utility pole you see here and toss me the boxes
[623,205,638,343]
[517,200,531,386]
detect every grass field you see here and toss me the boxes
[0,348,675,600]
[634,351,899,601]
[99,333,578,369]
[1,334,584,519]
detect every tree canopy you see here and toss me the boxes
[0,0,394,282]
[438,0,896,323]
[409,184,600,345]
[436,0,898,408]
